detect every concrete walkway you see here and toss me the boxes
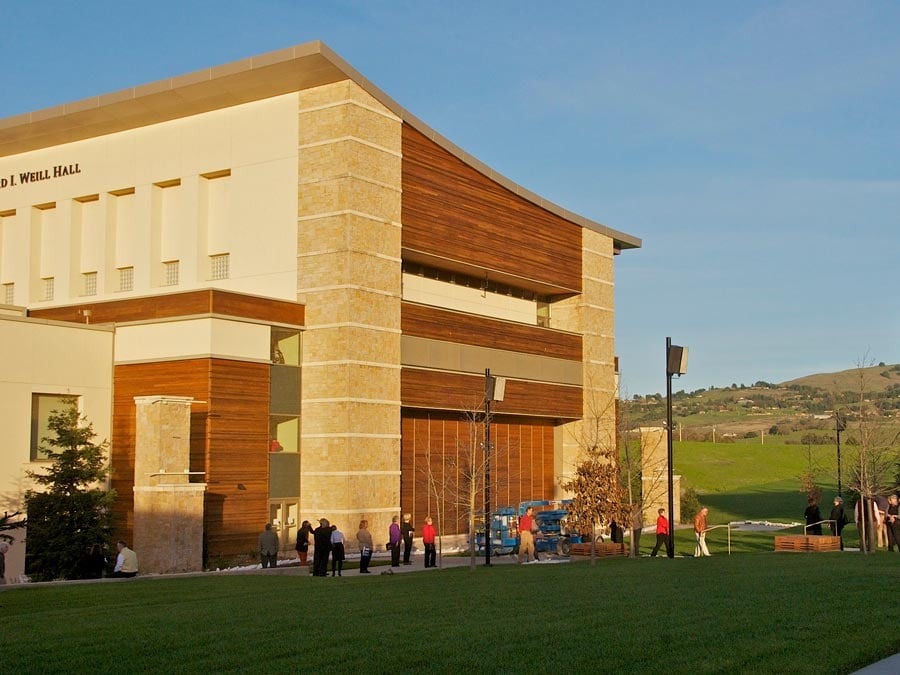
[240,549,556,577]
[852,653,900,674]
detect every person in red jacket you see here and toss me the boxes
[650,508,672,557]
[422,516,437,568]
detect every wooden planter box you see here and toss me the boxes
[774,535,841,552]
[569,542,626,557]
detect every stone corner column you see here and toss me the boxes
[132,395,207,574]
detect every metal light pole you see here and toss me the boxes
[482,369,506,566]
[665,338,688,558]
[484,368,494,567]
[835,413,845,497]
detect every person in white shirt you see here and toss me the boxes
[112,540,138,578]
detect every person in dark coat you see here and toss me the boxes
[312,518,332,577]
[610,520,624,544]
[388,515,402,567]
[401,513,415,565]
[295,520,312,566]
[85,543,107,579]
[804,498,823,535]
[886,494,900,553]
[830,496,847,550]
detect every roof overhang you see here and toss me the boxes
[0,40,641,251]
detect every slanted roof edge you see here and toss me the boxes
[0,40,641,250]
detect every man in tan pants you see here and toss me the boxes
[693,507,711,557]
[518,506,536,563]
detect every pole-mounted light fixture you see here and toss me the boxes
[483,368,505,566]
[666,338,688,558]
[835,412,845,497]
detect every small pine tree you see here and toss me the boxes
[24,398,115,581]
[680,487,701,524]
[1,510,26,544]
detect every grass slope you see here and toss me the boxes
[674,439,840,523]
[782,363,900,393]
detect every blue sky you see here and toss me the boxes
[2,1,897,395]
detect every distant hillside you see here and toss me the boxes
[623,363,900,439]
[780,363,900,394]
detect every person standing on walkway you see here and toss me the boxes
[357,520,374,573]
[258,523,279,569]
[650,508,672,557]
[330,524,345,576]
[874,496,888,549]
[313,518,332,577]
[422,516,437,568]
[831,496,848,550]
[518,506,536,563]
[805,498,823,535]
[630,504,643,556]
[886,494,900,553]
[388,515,402,567]
[295,520,312,567]
[401,513,415,565]
[693,507,711,557]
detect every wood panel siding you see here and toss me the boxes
[402,368,582,420]
[112,358,270,559]
[29,289,304,326]
[112,360,211,544]
[400,410,555,536]
[205,359,271,555]
[402,123,583,294]
[402,301,581,361]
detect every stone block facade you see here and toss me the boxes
[555,229,619,491]
[297,81,403,543]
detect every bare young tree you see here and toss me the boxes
[413,403,496,571]
[416,415,453,569]
[561,385,629,564]
[798,438,824,504]
[844,359,900,553]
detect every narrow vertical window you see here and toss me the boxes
[42,277,55,301]
[82,272,97,296]
[163,260,179,286]
[31,394,77,460]
[210,253,230,280]
[118,267,134,292]
[536,300,551,328]
[3,283,14,305]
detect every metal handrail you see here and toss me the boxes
[803,519,836,535]
[702,524,732,555]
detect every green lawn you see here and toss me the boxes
[674,440,841,523]
[2,437,893,673]
[2,554,899,673]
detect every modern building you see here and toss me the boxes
[0,41,640,569]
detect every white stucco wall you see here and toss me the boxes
[0,93,299,306]
[402,273,539,324]
[0,312,114,583]
[114,318,270,364]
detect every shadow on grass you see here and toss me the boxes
[699,478,839,523]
